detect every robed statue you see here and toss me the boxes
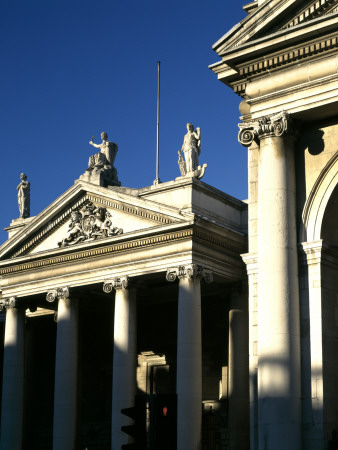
[178,123,207,179]
[17,173,30,218]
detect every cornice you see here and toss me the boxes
[232,32,338,95]
[0,224,246,277]
[281,0,338,30]
[0,229,194,276]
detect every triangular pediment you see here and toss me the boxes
[210,0,338,94]
[213,0,338,55]
[0,181,188,261]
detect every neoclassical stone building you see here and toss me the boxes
[210,0,338,449]
[1,1,338,449]
[0,177,248,450]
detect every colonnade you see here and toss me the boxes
[0,263,251,450]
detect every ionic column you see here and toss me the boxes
[0,298,25,450]
[47,287,79,450]
[239,112,302,449]
[167,265,212,450]
[103,277,137,450]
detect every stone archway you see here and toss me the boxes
[301,152,338,242]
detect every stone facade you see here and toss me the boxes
[0,178,248,449]
[211,1,338,449]
[1,1,337,449]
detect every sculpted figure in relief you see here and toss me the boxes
[16,173,30,219]
[178,123,207,179]
[58,202,123,248]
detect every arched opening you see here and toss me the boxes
[320,183,338,439]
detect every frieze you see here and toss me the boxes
[58,202,123,248]
[233,34,338,96]
[0,226,245,277]
[0,229,195,276]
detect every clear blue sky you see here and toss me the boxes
[1,0,247,244]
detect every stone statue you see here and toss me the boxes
[181,123,201,172]
[16,173,30,219]
[178,123,207,179]
[81,132,121,187]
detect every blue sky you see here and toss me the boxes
[1,0,247,244]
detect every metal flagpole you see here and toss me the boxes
[154,61,161,185]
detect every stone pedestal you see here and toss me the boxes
[52,290,79,450]
[0,301,25,450]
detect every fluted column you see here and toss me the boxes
[104,277,137,450]
[47,287,79,450]
[239,112,302,450]
[167,265,212,450]
[0,298,25,450]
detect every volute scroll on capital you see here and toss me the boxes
[103,276,129,293]
[0,297,17,311]
[166,265,213,283]
[238,111,300,147]
[46,287,70,303]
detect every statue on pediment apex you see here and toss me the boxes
[177,123,207,180]
[80,131,121,187]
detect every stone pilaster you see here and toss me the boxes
[48,287,79,450]
[241,253,259,450]
[0,297,25,450]
[104,277,137,450]
[167,264,212,450]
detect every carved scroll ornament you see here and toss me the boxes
[103,276,129,293]
[46,287,70,303]
[238,111,299,147]
[0,297,17,311]
[166,264,213,283]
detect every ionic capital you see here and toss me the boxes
[103,276,129,293]
[46,287,70,303]
[238,111,299,147]
[0,297,17,311]
[166,265,213,283]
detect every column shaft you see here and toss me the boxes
[111,287,137,450]
[177,276,202,450]
[0,307,25,450]
[53,297,78,450]
[257,135,301,449]
[228,290,249,450]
